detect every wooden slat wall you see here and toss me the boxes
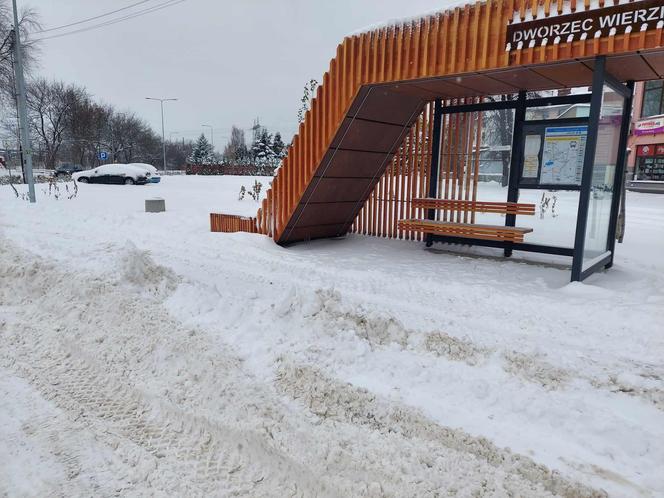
[210,0,664,240]
[210,214,259,234]
[350,100,483,239]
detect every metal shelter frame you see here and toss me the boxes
[425,56,634,282]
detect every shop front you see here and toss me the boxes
[635,143,664,182]
[627,80,664,192]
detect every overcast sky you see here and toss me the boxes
[25,0,455,151]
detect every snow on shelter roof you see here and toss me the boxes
[349,0,471,36]
[350,0,644,36]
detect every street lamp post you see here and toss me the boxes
[201,124,214,148]
[146,97,177,171]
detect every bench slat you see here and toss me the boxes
[412,198,536,215]
[398,219,533,243]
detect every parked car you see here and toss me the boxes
[54,163,83,176]
[72,164,151,185]
[129,163,161,183]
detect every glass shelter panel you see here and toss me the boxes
[581,85,625,271]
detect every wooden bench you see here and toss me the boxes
[398,219,533,243]
[399,199,536,243]
[411,198,536,216]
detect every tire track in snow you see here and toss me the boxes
[275,360,606,498]
[293,288,664,406]
[1,338,331,497]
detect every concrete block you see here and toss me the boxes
[145,198,166,213]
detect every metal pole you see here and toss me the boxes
[426,99,443,247]
[146,97,177,172]
[160,100,166,171]
[504,90,527,257]
[11,0,35,203]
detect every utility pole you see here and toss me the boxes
[12,0,35,202]
[146,97,177,171]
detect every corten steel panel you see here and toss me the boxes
[386,82,441,99]
[413,76,516,97]
[642,52,664,78]
[346,86,372,116]
[487,68,562,91]
[446,75,521,96]
[281,224,348,243]
[314,149,391,178]
[529,62,595,88]
[353,90,423,125]
[300,177,377,204]
[329,118,410,152]
[584,54,659,82]
[285,202,361,227]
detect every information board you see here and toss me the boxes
[522,135,541,178]
[540,126,587,186]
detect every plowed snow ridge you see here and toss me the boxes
[0,239,603,497]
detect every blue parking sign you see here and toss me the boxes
[98,151,108,161]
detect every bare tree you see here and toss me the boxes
[0,1,40,101]
[66,98,112,167]
[165,139,193,169]
[223,125,249,163]
[26,78,87,169]
[106,111,159,164]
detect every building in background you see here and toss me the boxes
[627,81,664,193]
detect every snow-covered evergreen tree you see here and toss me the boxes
[271,132,286,159]
[251,128,272,161]
[251,128,278,174]
[188,133,215,165]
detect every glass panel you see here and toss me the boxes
[642,89,661,118]
[479,108,514,186]
[637,156,664,181]
[582,85,624,271]
[641,81,663,118]
[526,102,591,120]
[471,187,579,248]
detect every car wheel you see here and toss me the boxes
[124,177,135,185]
[77,177,88,183]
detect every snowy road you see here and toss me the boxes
[1,176,663,496]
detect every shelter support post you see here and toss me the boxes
[504,91,527,258]
[605,80,634,270]
[426,99,444,247]
[572,56,606,282]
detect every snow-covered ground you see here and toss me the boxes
[1,175,662,497]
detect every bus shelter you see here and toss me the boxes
[421,56,634,281]
[210,0,664,282]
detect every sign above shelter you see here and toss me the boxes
[506,0,664,50]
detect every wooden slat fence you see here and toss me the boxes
[350,98,484,239]
[210,214,258,234]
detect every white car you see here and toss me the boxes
[129,163,161,183]
[72,163,151,185]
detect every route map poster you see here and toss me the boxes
[540,126,587,185]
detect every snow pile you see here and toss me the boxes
[117,241,180,298]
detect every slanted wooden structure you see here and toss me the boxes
[211,0,664,281]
